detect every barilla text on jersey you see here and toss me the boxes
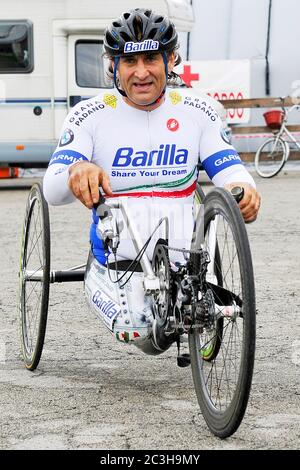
[112,145,188,167]
[124,40,159,53]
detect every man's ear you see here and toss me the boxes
[167,52,176,73]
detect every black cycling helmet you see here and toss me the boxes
[104,8,178,57]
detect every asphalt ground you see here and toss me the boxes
[0,167,299,450]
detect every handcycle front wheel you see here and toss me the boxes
[195,182,223,362]
[255,136,289,178]
[189,188,256,438]
[19,182,50,370]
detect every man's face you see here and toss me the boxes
[115,52,175,109]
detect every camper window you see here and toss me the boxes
[0,20,33,73]
[75,40,107,88]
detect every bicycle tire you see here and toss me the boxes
[194,182,224,362]
[195,182,224,361]
[255,136,289,178]
[195,181,205,205]
[19,183,50,371]
[189,188,256,438]
[198,244,223,362]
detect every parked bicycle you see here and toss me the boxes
[255,101,300,178]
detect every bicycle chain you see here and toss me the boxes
[162,244,211,283]
[162,245,203,256]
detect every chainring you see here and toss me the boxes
[151,241,173,325]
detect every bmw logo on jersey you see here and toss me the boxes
[59,129,74,147]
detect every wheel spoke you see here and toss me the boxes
[27,222,43,266]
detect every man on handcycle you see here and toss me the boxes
[43,7,261,351]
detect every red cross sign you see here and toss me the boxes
[179,65,200,87]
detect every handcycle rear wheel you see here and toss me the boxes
[189,188,256,438]
[19,183,50,370]
[255,136,289,178]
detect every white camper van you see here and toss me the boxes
[0,0,194,168]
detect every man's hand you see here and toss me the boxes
[68,161,113,209]
[224,182,261,223]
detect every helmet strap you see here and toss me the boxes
[113,52,169,107]
[113,56,126,97]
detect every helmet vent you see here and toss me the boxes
[161,25,173,42]
[154,16,164,24]
[106,32,118,48]
[148,28,157,40]
[112,21,121,27]
[120,31,132,42]
[133,15,144,41]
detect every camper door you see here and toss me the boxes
[67,35,112,109]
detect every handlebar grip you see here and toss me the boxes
[93,192,106,210]
[230,186,244,203]
[93,192,112,220]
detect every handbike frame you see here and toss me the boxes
[26,197,168,293]
[25,191,242,327]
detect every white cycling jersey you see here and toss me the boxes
[43,87,255,263]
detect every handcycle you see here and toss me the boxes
[18,181,256,438]
[255,100,300,178]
